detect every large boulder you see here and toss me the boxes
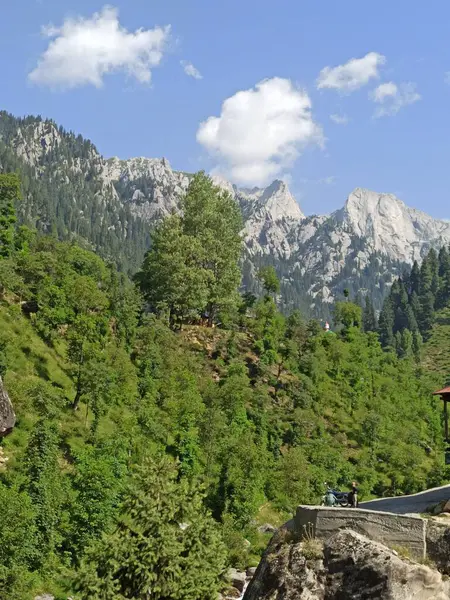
[244,528,450,600]
[0,377,15,436]
[426,519,450,575]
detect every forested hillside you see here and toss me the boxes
[379,246,450,355]
[0,172,448,599]
[0,111,151,272]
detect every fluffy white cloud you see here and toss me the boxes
[371,82,420,117]
[29,6,170,89]
[196,77,323,186]
[317,52,386,92]
[330,113,349,125]
[181,60,202,80]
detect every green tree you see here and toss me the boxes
[136,172,242,327]
[76,457,226,600]
[378,296,395,348]
[0,484,37,599]
[333,301,362,332]
[257,266,280,296]
[137,215,210,328]
[362,296,377,332]
[0,173,20,258]
[24,419,66,567]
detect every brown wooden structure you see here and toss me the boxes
[433,386,450,443]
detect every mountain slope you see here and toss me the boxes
[1,110,450,316]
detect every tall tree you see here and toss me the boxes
[378,296,395,348]
[182,172,243,324]
[0,173,20,258]
[362,296,377,333]
[137,173,242,327]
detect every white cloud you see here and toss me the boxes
[196,77,323,186]
[330,113,349,125]
[371,81,420,117]
[181,60,202,80]
[29,6,170,89]
[371,81,397,102]
[317,52,386,92]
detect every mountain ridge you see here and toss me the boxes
[1,109,449,316]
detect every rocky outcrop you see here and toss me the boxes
[0,377,15,435]
[295,505,427,560]
[426,518,450,575]
[244,529,450,600]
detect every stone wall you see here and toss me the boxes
[295,506,427,560]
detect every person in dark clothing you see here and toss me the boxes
[348,481,358,507]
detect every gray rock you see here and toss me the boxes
[34,595,54,600]
[227,568,247,592]
[0,377,15,436]
[246,566,257,578]
[257,523,276,534]
[244,529,450,600]
[426,520,450,575]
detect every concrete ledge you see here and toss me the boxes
[295,505,426,560]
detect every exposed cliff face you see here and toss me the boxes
[335,188,450,264]
[244,528,450,600]
[0,377,15,435]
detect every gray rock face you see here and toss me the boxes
[106,153,450,309]
[426,519,450,575]
[244,529,450,600]
[0,377,15,436]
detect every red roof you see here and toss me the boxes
[433,386,450,396]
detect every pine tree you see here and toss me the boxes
[76,457,226,600]
[378,297,395,348]
[0,173,20,258]
[362,296,377,332]
[418,291,435,338]
[409,260,420,295]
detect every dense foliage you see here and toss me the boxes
[379,247,450,357]
[0,173,448,598]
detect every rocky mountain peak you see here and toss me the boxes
[238,179,304,222]
[336,187,450,264]
[258,179,304,221]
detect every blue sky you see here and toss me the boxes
[2,0,450,217]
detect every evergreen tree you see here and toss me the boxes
[0,173,20,258]
[362,296,377,332]
[76,457,226,600]
[418,291,435,338]
[409,260,420,295]
[378,296,395,348]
